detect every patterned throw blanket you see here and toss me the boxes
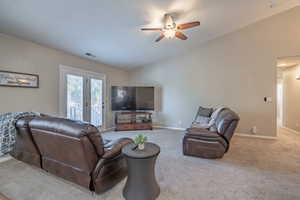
[0,112,40,156]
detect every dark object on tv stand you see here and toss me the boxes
[115,112,153,131]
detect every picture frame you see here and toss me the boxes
[0,70,39,88]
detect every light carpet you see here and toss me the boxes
[0,128,300,200]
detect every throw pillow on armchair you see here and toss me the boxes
[192,106,214,129]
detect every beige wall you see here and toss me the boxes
[130,6,300,136]
[282,65,300,132]
[0,34,129,128]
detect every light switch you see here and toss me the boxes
[264,97,272,103]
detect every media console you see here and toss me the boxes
[115,112,153,131]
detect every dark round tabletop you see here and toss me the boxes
[122,142,160,159]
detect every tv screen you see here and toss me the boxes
[111,86,154,111]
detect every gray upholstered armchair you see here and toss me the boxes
[183,107,240,159]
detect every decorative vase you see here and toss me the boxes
[138,143,145,150]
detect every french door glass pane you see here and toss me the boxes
[90,78,103,126]
[67,74,83,121]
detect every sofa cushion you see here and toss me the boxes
[194,116,210,124]
[196,106,213,117]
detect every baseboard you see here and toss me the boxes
[0,155,12,163]
[154,126,278,139]
[281,126,300,135]
[153,125,186,131]
[235,133,277,140]
[103,127,115,132]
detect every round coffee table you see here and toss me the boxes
[122,142,160,200]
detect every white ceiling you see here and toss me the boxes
[0,0,300,69]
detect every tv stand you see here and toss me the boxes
[115,112,153,131]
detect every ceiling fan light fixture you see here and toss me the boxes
[163,29,176,38]
[141,14,200,42]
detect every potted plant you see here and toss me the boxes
[134,135,148,150]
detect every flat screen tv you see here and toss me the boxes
[111,86,154,111]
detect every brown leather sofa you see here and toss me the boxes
[183,108,239,159]
[10,116,133,193]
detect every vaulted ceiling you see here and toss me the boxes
[0,0,299,69]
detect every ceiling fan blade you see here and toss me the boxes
[175,32,188,40]
[177,21,200,30]
[155,34,165,42]
[141,28,162,31]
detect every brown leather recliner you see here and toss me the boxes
[183,108,239,159]
[11,116,133,193]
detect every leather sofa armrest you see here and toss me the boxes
[102,138,133,159]
[15,116,36,128]
[92,138,133,180]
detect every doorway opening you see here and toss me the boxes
[59,65,106,129]
[277,56,300,134]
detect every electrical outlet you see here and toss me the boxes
[264,97,272,103]
[178,120,182,126]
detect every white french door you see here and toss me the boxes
[59,65,106,128]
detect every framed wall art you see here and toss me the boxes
[0,70,39,88]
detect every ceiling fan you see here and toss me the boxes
[141,14,200,42]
